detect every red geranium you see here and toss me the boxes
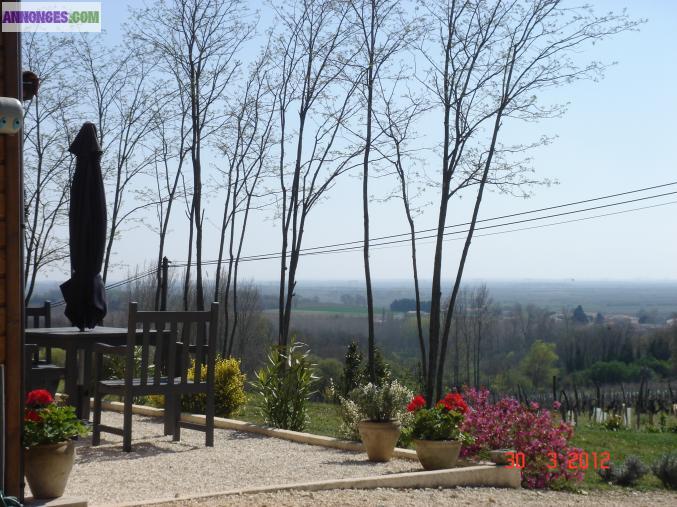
[439,392,468,414]
[407,394,426,412]
[25,389,54,408]
[24,409,41,422]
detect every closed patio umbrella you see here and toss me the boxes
[60,122,107,331]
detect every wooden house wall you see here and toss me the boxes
[0,28,24,497]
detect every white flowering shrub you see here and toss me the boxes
[337,380,413,440]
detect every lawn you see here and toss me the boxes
[236,395,343,438]
[571,420,677,491]
[234,398,677,491]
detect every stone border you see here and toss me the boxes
[25,497,88,507]
[106,466,520,507]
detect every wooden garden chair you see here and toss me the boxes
[25,301,53,363]
[25,301,64,395]
[24,344,64,396]
[91,302,219,452]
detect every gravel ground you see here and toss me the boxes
[53,411,418,505]
[153,488,677,507]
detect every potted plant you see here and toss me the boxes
[23,390,88,499]
[350,380,411,462]
[407,392,474,470]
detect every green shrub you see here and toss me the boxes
[313,356,342,402]
[342,340,364,396]
[602,414,624,431]
[253,339,317,431]
[652,454,677,490]
[341,341,391,396]
[183,357,246,417]
[147,356,246,418]
[598,455,648,486]
[337,396,363,440]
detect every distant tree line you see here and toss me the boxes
[390,298,431,313]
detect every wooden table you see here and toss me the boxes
[25,327,139,420]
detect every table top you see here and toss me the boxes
[25,326,150,348]
[26,326,131,337]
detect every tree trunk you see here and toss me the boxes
[362,19,376,383]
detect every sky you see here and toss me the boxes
[37,1,677,285]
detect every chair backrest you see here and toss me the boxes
[25,301,51,328]
[125,302,219,389]
[26,302,52,363]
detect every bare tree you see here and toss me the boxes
[374,79,430,383]
[418,0,638,403]
[349,0,417,382]
[215,49,277,356]
[131,0,254,310]
[144,88,191,309]
[471,284,492,387]
[22,33,76,304]
[272,0,363,347]
[70,35,159,283]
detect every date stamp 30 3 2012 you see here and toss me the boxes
[504,450,611,470]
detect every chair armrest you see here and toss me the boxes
[93,343,127,356]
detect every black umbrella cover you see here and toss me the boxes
[60,122,107,330]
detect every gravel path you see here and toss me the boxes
[153,488,677,507]
[55,412,417,505]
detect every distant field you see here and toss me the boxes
[263,304,381,316]
[256,280,677,320]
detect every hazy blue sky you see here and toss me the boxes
[44,1,677,284]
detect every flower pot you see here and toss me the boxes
[413,439,461,470]
[24,441,75,499]
[357,420,401,462]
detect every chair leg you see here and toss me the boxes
[92,388,102,446]
[172,395,181,442]
[206,390,215,447]
[123,395,133,452]
[164,393,174,436]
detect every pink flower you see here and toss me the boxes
[461,387,582,489]
[552,401,561,409]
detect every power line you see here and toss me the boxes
[51,180,677,304]
[195,180,677,258]
[172,186,677,265]
[162,195,676,267]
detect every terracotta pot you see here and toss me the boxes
[24,441,75,499]
[413,439,461,470]
[357,420,401,462]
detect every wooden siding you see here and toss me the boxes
[1,25,24,497]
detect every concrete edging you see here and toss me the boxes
[107,466,520,507]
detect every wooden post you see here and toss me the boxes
[160,257,169,311]
[0,26,25,498]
